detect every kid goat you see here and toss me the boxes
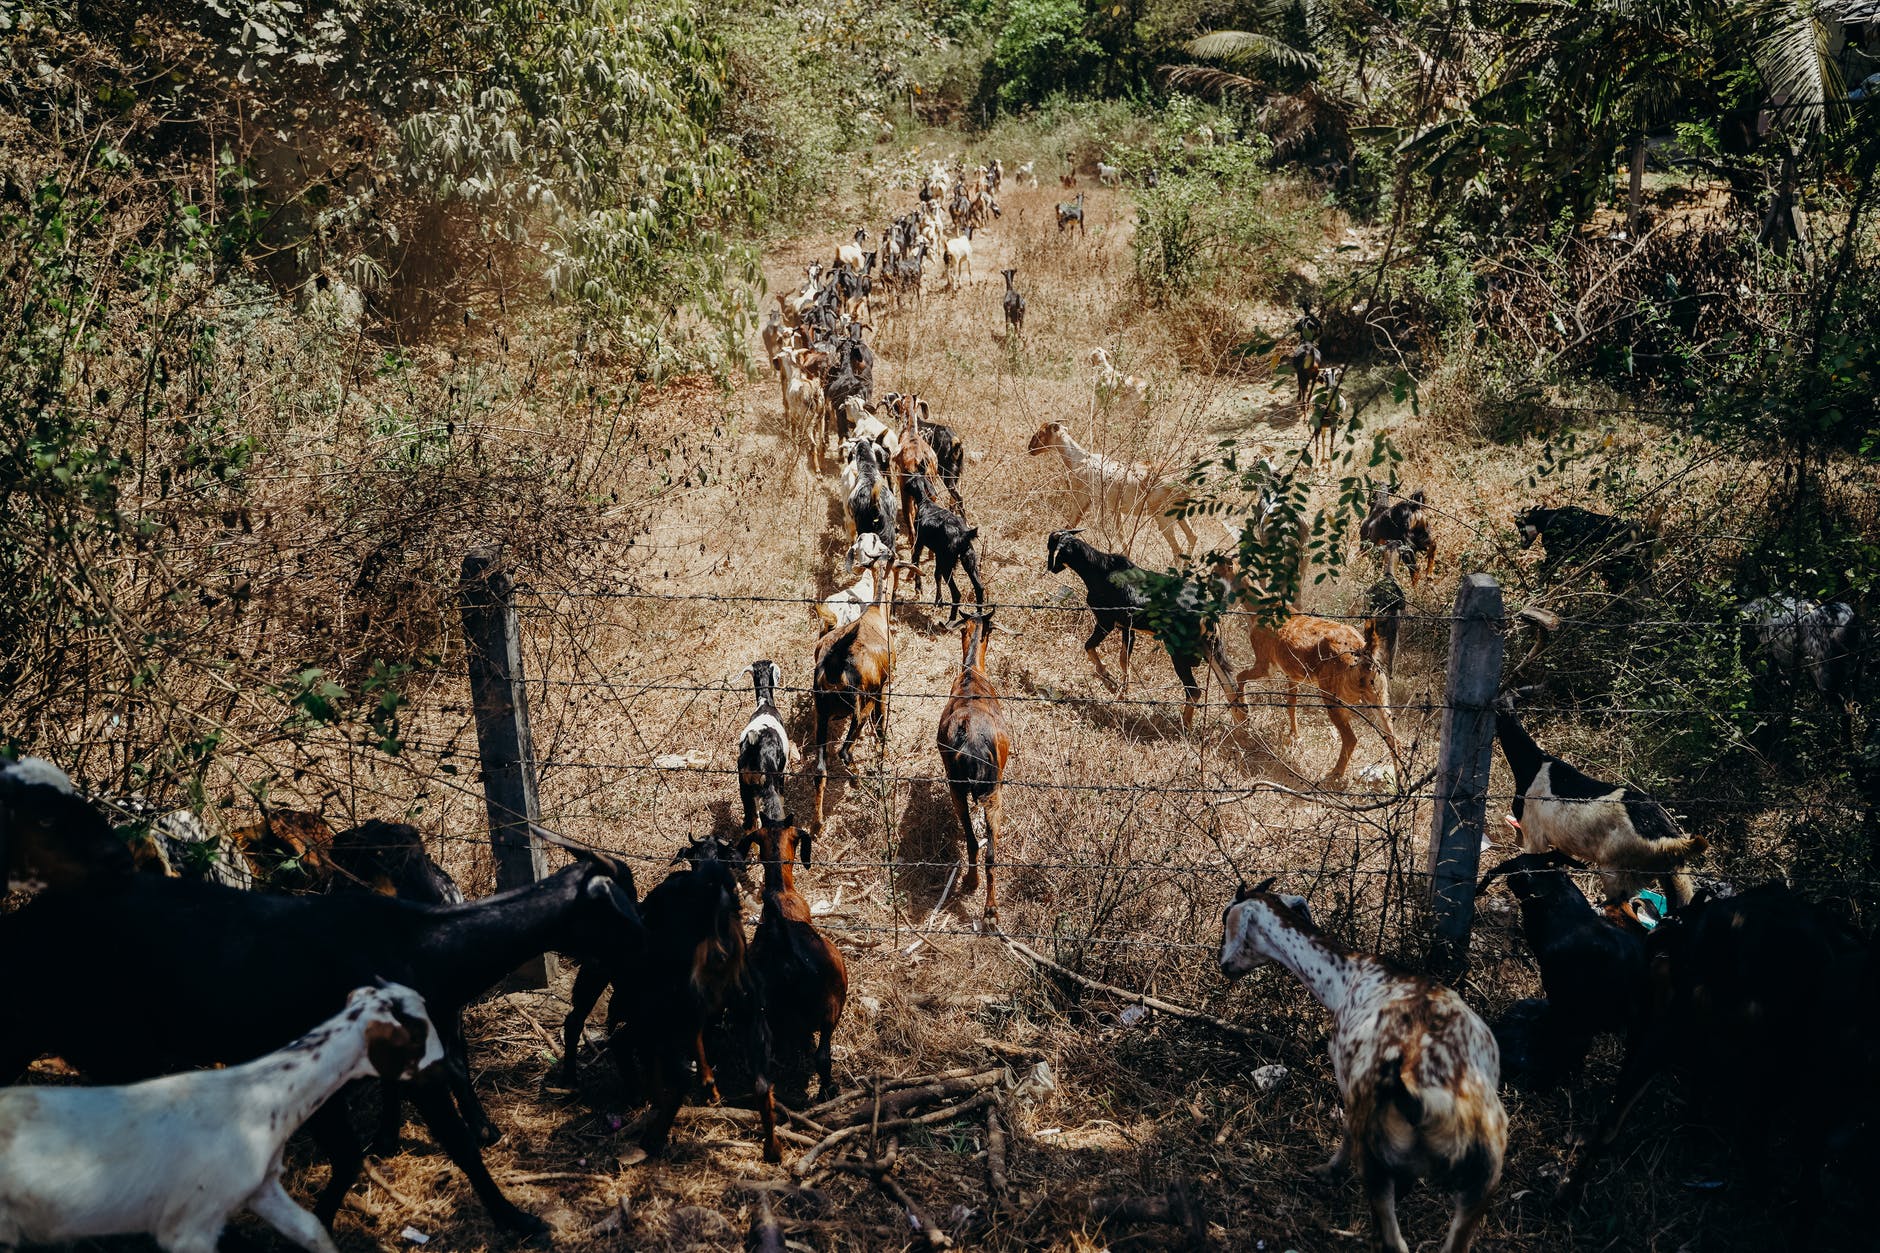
[936,609,1013,920]
[0,983,442,1253]
[1220,881,1506,1253]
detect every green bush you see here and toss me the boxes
[990,0,1102,111]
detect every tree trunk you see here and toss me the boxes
[1626,132,1647,237]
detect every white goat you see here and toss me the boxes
[1220,883,1506,1253]
[1097,161,1121,187]
[1026,420,1197,557]
[836,228,867,271]
[817,533,895,632]
[944,225,974,290]
[0,983,442,1253]
[1085,346,1150,420]
[775,347,831,472]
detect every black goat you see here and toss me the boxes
[905,472,985,625]
[1496,692,1706,906]
[1001,267,1025,337]
[1,756,134,892]
[329,819,464,904]
[1558,882,1871,1204]
[1478,850,1648,1086]
[603,848,779,1161]
[1045,529,1247,731]
[740,817,847,1102]
[0,856,645,1236]
[1514,505,1655,583]
[1365,576,1407,675]
[737,659,793,831]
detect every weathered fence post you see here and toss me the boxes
[1427,573,1506,978]
[460,546,553,989]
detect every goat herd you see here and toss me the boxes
[1,159,1874,1253]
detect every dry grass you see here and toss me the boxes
[34,175,1870,1253]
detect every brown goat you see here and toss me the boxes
[1359,488,1438,588]
[935,610,1013,920]
[1234,598,1400,781]
[890,411,942,543]
[740,818,848,1101]
[809,578,896,834]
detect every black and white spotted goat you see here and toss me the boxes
[737,659,795,830]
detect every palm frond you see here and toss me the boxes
[1731,0,1845,132]
[1162,63,1265,99]
[1185,30,1323,76]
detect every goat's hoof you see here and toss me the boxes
[495,1208,551,1241]
[473,1121,503,1148]
[701,1085,723,1105]
[763,1141,783,1164]
[1309,1160,1347,1183]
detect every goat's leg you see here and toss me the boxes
[407,1071,546,1235]
[1084,620,1121,692]
[559,961,613,1085]
[811,734,829,834]
[1206,640,1248,724]
[693,1029,722,1103]
[941,566,964,623]
[439,1011,499,1146]
[372,1081,406,1156]
[982,788,1004,923]
[963,551,985,608]
[1313,1125,1353,1179]
[1362,1163,1411,1253]
[948,782,979,896]
[1119,626,1136,694]
[306,1099,366,1229]
[247,1176,340,1253]
[638,1045,687,1158]
[1555,1019,1671,1206]
[739,779,757,834]
[1324,704,1359,781]
[1438,1178,1499,1253]
[1171,656,1203,733]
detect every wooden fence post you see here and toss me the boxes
[460,546,553,989]
[1426,573,1505,978]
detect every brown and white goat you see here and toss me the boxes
[935,610,1012,920]
[1227,576,1401,780]
[1027,420,1196,558]
[891,409,943,542]
[774,347,831,473]
[809,572,896,833]
[1220,881,1506,1253]
[1359,488,1438,588]
[816,533,894,633]
[740,817,847,1101]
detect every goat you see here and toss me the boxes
[809,566,896,833]
[836,227,867,271]
[1365,576,1407,676]
[1,756,135,892]
[738,660,794,832]
[601,846,779,1162]
[1740,594,1864,720]
[885,393,965,511]
[1056,191,1086,236]
[1097,160,1121,187]
[1495,693,1706,905]
[774,346,831,473]
[1028,420,1196,558]
[987,157,1003,192]
[0,983,442,1253]
[1306,364,1347,460]
[817,533,894,632]
[905,472,986,625]
[842,435,897,553]
[1359,488,1438,588]
[0,855,647,1236]
[327,819,464,904]
[1086,346,1149,420]
[1514,505,1656,584]
[1476,850,1649,1085]
[890,407,944,539]
[1220,881,1506,1253]
[1001,267,1026,338]
[944,224,974,289]
[762,305,785,367]
[1557,882,1871,1205]
[936,609,1013,919]
[840,396,899,455]
[1225,571,1401,781]
[1017,160,1036,187]
[739,817,847,1101]
[1044,529,1247,731]
[1059,172,1077,189]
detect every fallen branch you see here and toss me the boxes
[985,1105,1008,1200]
[880,1173,952,1250]
[870,1070,1003,1123]
[998,929,1276,1047]
[793,1091,997,1178]
[1089,1179,1206,1244]
[363,1161,419,1210]
[803,1067,983,1122]
[673,1105,818,1147]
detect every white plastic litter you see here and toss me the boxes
[1252,1064,1289,1092]
[401,1228,430,1245]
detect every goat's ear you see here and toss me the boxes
[1280,894,1313,924]
[363,1017,421,1080]
[1252,875,1277,895]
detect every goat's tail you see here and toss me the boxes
[1376,1050,1425,1128]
